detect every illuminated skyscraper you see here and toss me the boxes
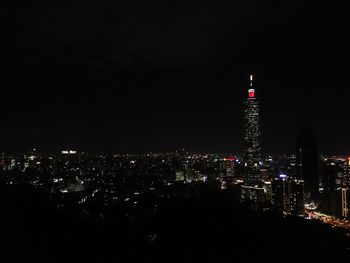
[344,157,350,188]
[340,157,350,218]
[272,175,305,216]
[290,179,305,216]
[272,175,291,213]
[243,74,261,185]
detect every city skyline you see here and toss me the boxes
[2,2,350,262]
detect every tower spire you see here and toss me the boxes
[248,74,255,98]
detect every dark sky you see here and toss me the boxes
[0,0,348,154]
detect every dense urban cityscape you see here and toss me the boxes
[1,76,350,262]
[2,1,348,262]
[2,148,350,222]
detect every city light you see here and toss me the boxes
[3,1,349,260]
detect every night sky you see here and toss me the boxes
[1,0,348,154]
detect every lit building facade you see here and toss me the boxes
[241,185,269,212]
[272,175,304,216]
[272,175,291,213]
[243,75,261,185]
[341,157,350,218]
[290,179,305,216]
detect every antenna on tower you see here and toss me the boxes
[248,74,255,98]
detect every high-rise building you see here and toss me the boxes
[340,157,350,218]
[221,157,236,177]
[319,157,350,218]
[341,188,349,218]
[324,188,350,219]
[290,179,305,216]
[243,74,261,185]
[272,175,291,213]
[296,124,319,201]
[344,157,350,188]
[272,175,304,216]
[241,185,268,212]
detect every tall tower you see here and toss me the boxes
[243,74,261,185]
[340,157,350,218]
[296,124,319,201]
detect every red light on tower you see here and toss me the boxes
[248,89,255,98]
[248,75,255,98]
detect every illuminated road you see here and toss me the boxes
[306,210,350,234]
